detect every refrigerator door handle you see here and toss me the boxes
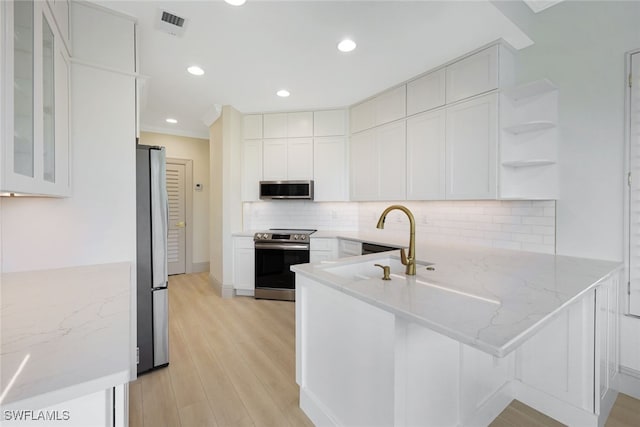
[150,148,169,289]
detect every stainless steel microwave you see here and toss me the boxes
[259,180,314,200]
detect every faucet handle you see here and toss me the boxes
[374,264,391,280]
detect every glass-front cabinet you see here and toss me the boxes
[2,0,70,196]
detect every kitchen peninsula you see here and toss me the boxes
[293,238,622,427]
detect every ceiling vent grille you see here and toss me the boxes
[155,9,188,37]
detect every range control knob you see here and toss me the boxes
[300,235,307,240]
[293,234,299,240]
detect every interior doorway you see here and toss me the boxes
[166,158,193,275]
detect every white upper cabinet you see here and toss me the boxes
[263,113,288,138]
[350,130,378,201]
[446,45,514,104]
[263,138,288,180]
[314,110,346,137]
[445,93,498,200]
[263,112,313,138]
[375,85,406,126]
[241,139,263,201]
[350,99,376,134]
[350,123,405,201]
[287,112,313,137]
[406,109,446,200]
[263,138,313,181]
[314,137,347,201]
[287,138,314,180]
[350,86,406,134]
[243,114,263,139]
[71,2,135,72]
[2,0,71,196]
[377,121,406,200]
[407,69,446,116]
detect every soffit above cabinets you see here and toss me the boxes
[96,0,533,138]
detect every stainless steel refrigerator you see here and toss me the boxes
[136,145,169,374]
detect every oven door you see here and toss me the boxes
[254,242,309,301]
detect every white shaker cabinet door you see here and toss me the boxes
[375,85,406,126]
[287,137,314,180]
[406,109,446,200]
[314,110,346,137]
[350,129,378,201]
[243,114,263,139]
[314,136,346,201]
[407,69,446,116]
[445,93,498,200]
[350,98,376,134]
[241,139,263,201]
[263,113,288,138]
[262,139,288,180]
[287,112,313,137]
[377,121,406,200]
[446,46,498,104]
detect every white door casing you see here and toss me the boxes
[629,51,640,316]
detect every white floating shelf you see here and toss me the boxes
[502,78,557,101]
[503,121,556,135]
[502,159,556,168]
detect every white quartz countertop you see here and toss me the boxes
[0,263,132,410]
[294,231,622,357]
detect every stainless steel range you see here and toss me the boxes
[254,229,317,301]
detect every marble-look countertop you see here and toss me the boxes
[0,263,132,410]
[294,230,622,357]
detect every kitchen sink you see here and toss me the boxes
[322,256,432,281]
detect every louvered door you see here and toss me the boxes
[166,162,186,275]
[629,52,640,315]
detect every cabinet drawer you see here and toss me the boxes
[234,237,254,249]
[311,238,338,251]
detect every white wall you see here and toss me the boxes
[139,132,210,266]
[493,0,640,376]
[209,106,243,296]
[1,65,136,273]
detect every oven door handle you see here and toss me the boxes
[254,243,310,251]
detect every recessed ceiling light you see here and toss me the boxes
[337,39,357,53]
[276,89,290,98]
[166,118,178,124]
[224,0,246,6]
[187,65,205,76]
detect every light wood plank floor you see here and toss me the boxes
[130,273,640,427]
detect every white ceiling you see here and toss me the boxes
[98,1,534,139]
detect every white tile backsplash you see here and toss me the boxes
[243,200,556,254]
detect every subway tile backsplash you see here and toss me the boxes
[243,200,556,254]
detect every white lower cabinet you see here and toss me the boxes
[310,238,339,263]
[297,269,622,427]
[445,93,498,200]
[233,237,255,296]
[2,385,127,427]
[406,109,446,200]
[350,121,406,201]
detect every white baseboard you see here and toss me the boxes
[235,289,255,297]
[513,380,598,427]
[191,262,209,273]
[617,367,640,400]
[463,382,514,427]
[299,387,338,427]
[599,387,619,427]
[208,274,235,299]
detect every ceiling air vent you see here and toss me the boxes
[155,9,188,37]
